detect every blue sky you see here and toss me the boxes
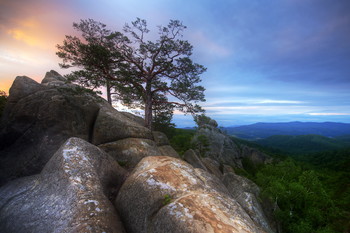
[1,0,349,127]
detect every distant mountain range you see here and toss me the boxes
[225,122,350,140]
[254,134,350,155]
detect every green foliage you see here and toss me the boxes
[194,114,212,127]
[255,160,340,233]
[231,136,288,161]
[255,134,350,155]
[0,90,8,118]
[163,194,172,205]
[117,160,128,167]
[152,95,176,138]
[232,133,349,232]
[57,18,206,129]
[170,128,195,155]
[120,18,206,128]
[57,19,125,104]
[192,134,210,157]
[295,147,350,172]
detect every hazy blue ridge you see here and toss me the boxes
[225,122,350,140]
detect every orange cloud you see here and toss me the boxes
[5,19,48,48]
[7,28,40,46]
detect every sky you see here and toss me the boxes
[1,0,349,127]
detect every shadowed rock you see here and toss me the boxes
[183,149,208,171]
[152,131,170,146]
[0,137,127,233]
[99,138,163,169]
[92,104,153,145]
[157,145,180,158]
[241,145,273,165]
[201,157,223,179]
[0,72,151,185]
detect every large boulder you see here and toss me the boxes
[4,76,42,105]
[241,145,273,165]
[0,72,151,185]
[92,104,153,145]
[201,157,224,179]
[120,111,145,126]
[223,172,274,232]
[192,124,272,169]
[41,70,66,85]
[192,124,242,167]
[183,149,208,171]
[99,138,163,169]
[116,156,269,233]
[0,137,127,233]
[157,145,181,158]
[152,131,170,146]
[0,75,100,185]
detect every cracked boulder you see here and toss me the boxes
[116,156,268,233]
[0,137,127,233]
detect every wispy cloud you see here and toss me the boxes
[203,98,306,107]
[308,113,350,116]
[204,105,314,115]
[190,31,231,58]
[255,99,305,104]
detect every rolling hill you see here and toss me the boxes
[254,134,350,155]
[225,122,350,140]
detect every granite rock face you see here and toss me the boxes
[152,131,170,146]
[157,145,181,158]
[241,145,273,165]
[0,137,127,233]
[92,104,153,145]
[192,123,272,168]
[0,70,276,232]
[183,149,208,171]
[116,156,268,233]
[99,138,163,169]
[192,124,242,167]
[0,71,151,185]
[223,172,274,232]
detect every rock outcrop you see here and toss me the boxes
[182,149,275,232]
[116,156,268,233]
[99,138,164,169]
[0,71,151,185]
[0,137,127,233]
[192,124,242,167]
[0,71,276,232]
[223,171,274,232]
[192,122,271,168]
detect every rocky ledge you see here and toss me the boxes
[0,71,276,232]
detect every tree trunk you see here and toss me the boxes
[106,80,112,105]
[144,81,153,129]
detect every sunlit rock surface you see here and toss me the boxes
[116,156,267,233]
